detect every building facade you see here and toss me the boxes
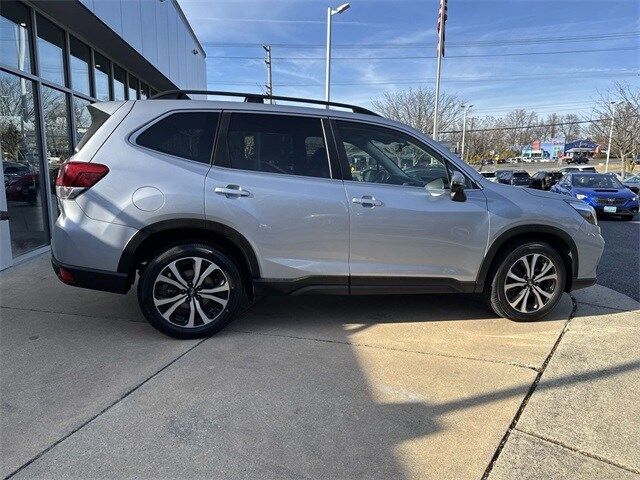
[0,0,206,269]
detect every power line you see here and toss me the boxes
[439,116,640,134]
[206,71,637,87]
[205,46,638,61]
[202,30,640,49]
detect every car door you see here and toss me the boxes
[205,111,349,288]
[331,119,489,291]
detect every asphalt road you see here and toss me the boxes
[596,216,640,301]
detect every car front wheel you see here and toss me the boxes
[488,242,566,321]
[137,243,244,339]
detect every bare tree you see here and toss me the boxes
[371,87,465,136]
[586,82,640,174]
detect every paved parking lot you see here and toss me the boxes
[1,254,639,479]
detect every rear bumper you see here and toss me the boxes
[52,256,130,294]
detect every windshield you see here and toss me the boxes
[571,174,623,189]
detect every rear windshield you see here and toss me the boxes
[76,104,110,151]
[514,172,530,178]
[572,174,623,189]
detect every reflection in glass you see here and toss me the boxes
[0,70,47,256]
[69,36,91,96]
[0,0,32,73]
[36,14,65,86]
[41,85,71,208]
[128,75,139,100]
[113,64,126,100]
[140,82,149,99]
[94,52,110,101]
[73,96,91,146]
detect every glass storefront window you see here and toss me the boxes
[0,0,33,73]
[73,96,91,146]
[113,64,126,100]
[128,75,139,100]
[41,85,71,207]
[0,70,47,256]
[36,14,66,86]
[94,52,110,101]
[140,82,149,99]
[69,36,90,96]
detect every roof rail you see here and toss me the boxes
[150,90,379,116]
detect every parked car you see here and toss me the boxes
[481,159,494,166]
[3,162,40,204]
[550,173,639,220]
[51,92,604,338]
[530,171,563,191]
[622,174,640,194]
[559,166,597,174]
[480,171,497,182]
[566,155,589,165]
[496,170,532,187]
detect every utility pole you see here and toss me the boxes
[605,101,616,173]
[262,45,273,103]
[460,104,473,162]
[432,0,447,139]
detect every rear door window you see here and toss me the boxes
[223,113,331,179]
[136,112,219,164]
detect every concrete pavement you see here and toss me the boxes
[1,254,638,479]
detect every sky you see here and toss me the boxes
[178,0,639,118]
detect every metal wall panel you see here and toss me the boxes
[120,0,143,52]
[72,0,206,89]
[93,0,123,37]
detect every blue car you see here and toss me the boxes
[551,172,639,220]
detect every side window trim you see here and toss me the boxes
[331,118,478,190]
[130,109,221,165]
[213,111,340,181]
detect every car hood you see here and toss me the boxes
[523,188,566,201]
[572,187,635,199]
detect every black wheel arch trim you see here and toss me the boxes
[117,219,261,280]
[475,225,579,293]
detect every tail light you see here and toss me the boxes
[55,161,109,200]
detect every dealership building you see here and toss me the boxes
[0,0,206,270]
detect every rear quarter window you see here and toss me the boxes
[136,112,219,164]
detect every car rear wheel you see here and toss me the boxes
[487,242,566,321]
[137,243,243,339]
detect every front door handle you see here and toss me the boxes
[214,185,251,198]
[352,195,382,207]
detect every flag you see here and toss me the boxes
[436,0,448,57]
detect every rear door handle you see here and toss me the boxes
[214,185,251,198]
[352,195,382,207]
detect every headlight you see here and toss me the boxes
[567,201,597,225]
[633,195,639,202]
[575,194,587,200]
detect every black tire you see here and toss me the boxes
[487,242,566,322]
[137,243,244,339]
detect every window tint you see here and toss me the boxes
[336,121,474,189]
[225,113,330,179]
[36,14,65,86]
[137,112,219,164]
[1,0,33,73]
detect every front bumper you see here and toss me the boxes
[52,256,130,294]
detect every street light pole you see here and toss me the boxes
[325,3,350,107]
[605,101,617,173]
[460,104,472,162]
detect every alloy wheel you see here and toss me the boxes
[152,256,230,328]
[504,253,558,313]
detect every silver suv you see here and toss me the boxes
[51,91,605,339]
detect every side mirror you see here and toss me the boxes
[450,171,467,202]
